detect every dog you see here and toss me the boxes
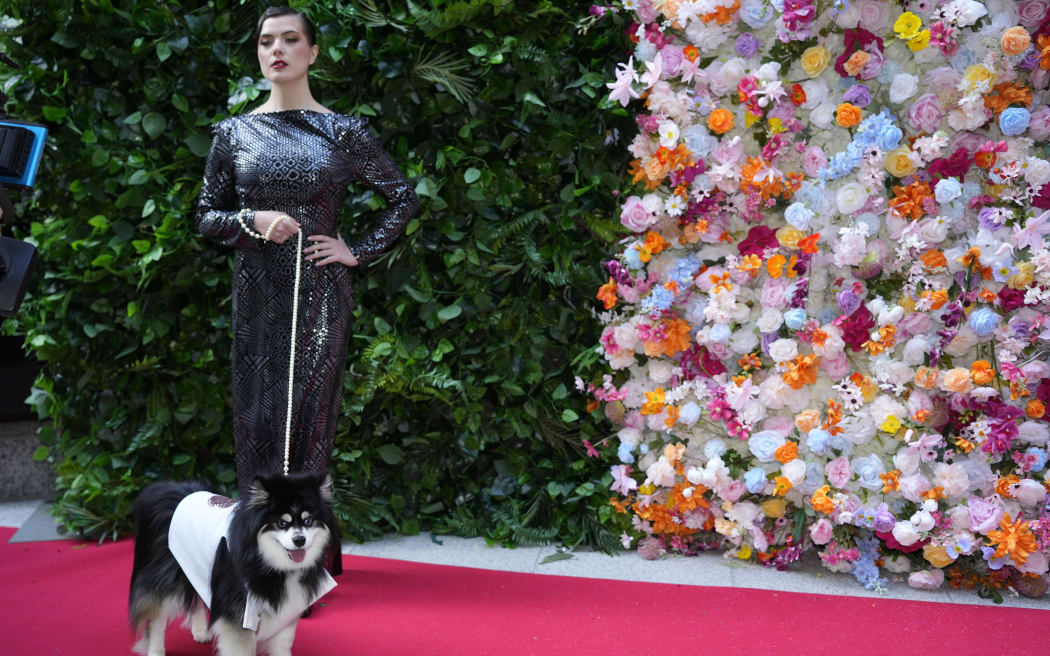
[129,472,338,656]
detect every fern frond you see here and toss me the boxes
[491,207,550,252]
[413,49,477,105]
[348,0,409,31]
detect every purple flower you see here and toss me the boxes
[837,288,861,315]
[842,84,873,107]
[736,33,760,58]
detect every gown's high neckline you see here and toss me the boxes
[238,109,342,118]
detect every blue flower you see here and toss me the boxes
[969,307,1001,337]
[784,202,814,230]
[748,430,785,463]
[669,257,701,287]
[806,429,831,455]
[617,440,635,464]
[624,243,643,270]
[784,308,807,330]
[709,323,731,343]
[999,107,1031,136]
[876,124,903,151]
[744,467,768,494]
[641,286,675,314]
[1026,447,1047,472]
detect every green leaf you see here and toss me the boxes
[436,304,462,322]
[128,170,149,185]
[463,167,481,184]
[376,444,403,465]
[539,552,574,565]
[522,91,546,108]
[560,409,579,423]
[32,446,49,461]
[156,41,172,61]
[142,112,167,139]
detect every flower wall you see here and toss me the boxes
[586,0,1050,598]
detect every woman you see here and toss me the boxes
[195,6,419,534]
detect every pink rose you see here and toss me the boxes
[858,45,884,80]
[620,195,655,232]
[966,496,1004,535]
[821,354,851,379]
[762,414,796,436]
[718,479,745,502]
[1033,68,1050,92]
[810,518,834,545]
[907,94,944,134]
[897,312,932,338]
[923,67,961,95]
[713,137,745,166]
[1029,107,1050,142]
[908,569,945,590]
[899,473,931,502]
[826,456,851,489]
[635,0,658,23]
[802,146,827,178]
[1018,0,1050,28]
[760,279,790,309]
[659,46,684,78]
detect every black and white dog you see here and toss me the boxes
[129,472,338,656]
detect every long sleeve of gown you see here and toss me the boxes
[342,119,420,265]
[195,123,257,249]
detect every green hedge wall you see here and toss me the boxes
[0,0,633,548]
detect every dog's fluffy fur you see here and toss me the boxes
[129,472,337,656]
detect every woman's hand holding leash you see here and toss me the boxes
[304,233,358,267]
[253,211,301,244]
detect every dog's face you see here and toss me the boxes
[248,472,335,572]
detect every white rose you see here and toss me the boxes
[1020,421,1050,444]
[883,554,913,573]
[900,473,932,503]
[768,338,798,363]
[647,359,674,385]
[810,103,835,128]
[617,427,642,446]
[709,58,746,96]
[1025,158,1050,188]
[894,448,920,475]
[678,402,701,426]
[800,79,828,110]
[869,394,906,426]
[729,327,759,354]
[739,399,768,425]
[1015,479,1048,506]
[756,307,784,333]
[758,375,791,409]
[613,324,639,352]
[910,509,936,532]
[835,182,869,215]
[645,457,677,487]
[641,193,663,215]
[892,520,922,547]
[934,177,963,204]
[919,216,949,244]
[933,462,971,498]
[781,458,808,486]
[889,74,919,104]
[953,0,988,27]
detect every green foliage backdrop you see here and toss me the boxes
[0,0,632,548]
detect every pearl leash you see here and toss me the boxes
[238,208,299,475]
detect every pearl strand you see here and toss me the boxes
[264,215,287,241]
[237,208,265,240]
[284,229,303,475]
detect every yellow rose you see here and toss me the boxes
[907,29,930,52]
[884,146,917,178]
[963,64,996,91]
[923,544,954,569]
[893,11,922,40]
[776,226,804,249]
[800,46,831,78]
[761,498,787,519]
[1007,261,1035,289]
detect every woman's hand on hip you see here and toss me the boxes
[305,233,359,267]
[253,211,301,244]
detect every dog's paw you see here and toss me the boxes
[191,630,212,644]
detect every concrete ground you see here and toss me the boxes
[2,498,1046,611]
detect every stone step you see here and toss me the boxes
[0,420,54,501]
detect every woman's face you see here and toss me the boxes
[257,14,317,82]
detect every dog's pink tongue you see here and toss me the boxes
[289,549,307,563]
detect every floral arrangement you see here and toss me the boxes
[582,0,1050,599]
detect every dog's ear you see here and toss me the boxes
[318,473,334,503]
[247,476,271,508]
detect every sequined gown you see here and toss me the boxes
[195,110,419,501]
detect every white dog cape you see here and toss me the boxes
[167,491,337,641]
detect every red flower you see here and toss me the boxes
[790,83,806,106]
[738,225,779,257]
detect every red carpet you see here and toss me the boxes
[0,526,1046,655]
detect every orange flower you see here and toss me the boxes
[609,497,631,514]
[958,246,982,268]
[641,388,666,416]
[596,277,617,310]
[766,253,787,278]
[879,470,901,493]
[664,405,680,428]
[798,232,821,254]
[700,0,740,25]
[1026,399,1046,419]
[707,108,735,134]
[922,486,947,501]
[822,398,844,436]
[738,352,762,372]
[914,366,940,390]
[794,409,821,433]
[1001,26,1032,56]
[636,231,670,263]
[836,103,862,128]
[659,317,692,357]
[889,180,933,221]
[843,50,870,77]
[810,485,834,513]
[920,249,947,269]
[996,475,1020,498]
[782,354,821,390]
[970,360,995,386]
[790,83,806,106]
[986,514,1039,565]
[775,441,799,464]
[1039,34,1050,70]
[921,288,949,310]
[863,325,897,356]
[737,254,762,276]
[773,476,793,496]
[683,44,700,62]
[709,271,733,294]
[954,437,975,453]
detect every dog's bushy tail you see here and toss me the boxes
[128,481,208,631]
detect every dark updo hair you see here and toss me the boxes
[255,6,317,46]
